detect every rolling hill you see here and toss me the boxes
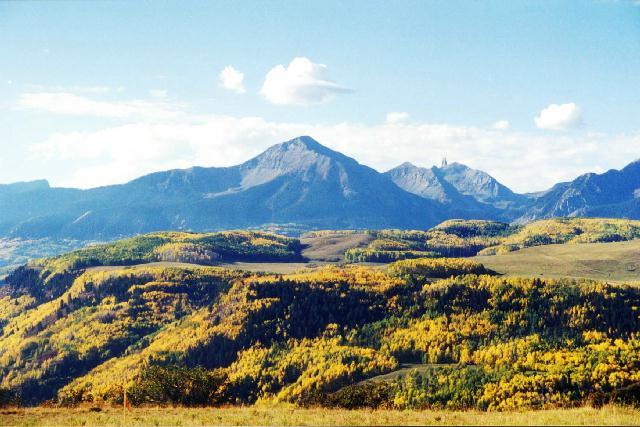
[2,232,640,410]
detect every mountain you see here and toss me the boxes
[2,136,639,241]
[517,160,640,222]
[0,179,50,195]
[385,161,531,219]
[437,161,529,209]
[384,162,497,215]
[0,137,448,239]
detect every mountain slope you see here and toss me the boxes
[518,160,640,222]
[438,161,528,209]
[0,137,447,239]
[0,179,50,195]
[385,161,531,219]
[3,136,639,240]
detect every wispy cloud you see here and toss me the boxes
[386,112,410,124]
[26,84,124,94]
[17,92,183,120]
[492,120,510,130]
[149,89,168,99]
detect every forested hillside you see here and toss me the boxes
[345,218,640,262]
[1,233,640,410]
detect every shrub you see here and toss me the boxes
[128,364,227,406]
[325,381,394,409]
[388,257,491,282]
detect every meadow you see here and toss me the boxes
[2,405,640,426]
[476,239,640,283]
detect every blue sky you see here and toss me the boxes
[1,0,639,192]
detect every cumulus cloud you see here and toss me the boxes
[492,120,510,130]
[260,57,350,105]
[386,112,410,124]
[534,102,582,130]
[218,66,245,94]
[16,92,182,120]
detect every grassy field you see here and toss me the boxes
[359,363,456,383]
[1,405,640,426]
[300,232,373,262]
[475,239,640,283]
[84,238,640,282]
[83,231,375,275]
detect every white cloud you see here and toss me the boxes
[260,57,350,105]
[17,92,182,120]
[219,66,245,94]
[492,120,510,130]
[386,112,410,124]
[534,102,582,130]
[26,104,640,193]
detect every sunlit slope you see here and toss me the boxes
[3,222,640,409]
[344,218,640,263]
[476,239,640,283]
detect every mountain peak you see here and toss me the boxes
[386,159,525,212]
[439,161,469,171]
[286,135,321,147]
[278,136,344,159]
[238,136,358,189]
[395,161,418,169]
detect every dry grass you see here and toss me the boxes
[301,232,374,262]
[475,239,640,283]
[1,405,639,426]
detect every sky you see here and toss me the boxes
[1,0,639,193]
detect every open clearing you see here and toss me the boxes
[2,405,640,426]
[301,232,373,262]
[359,363,456,384]
[84,232,373,275]
[86,237,640,282]
[475,239,640,283]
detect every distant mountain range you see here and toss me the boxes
[1,136,639,239]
